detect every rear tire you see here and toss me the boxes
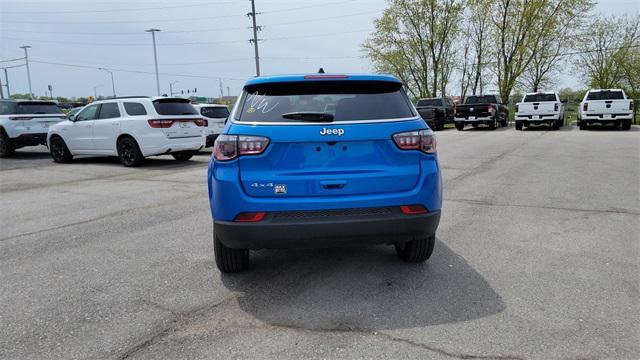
[579,122,587,130]
[489,118,496,130]
[49,136,73,163]
[515,122,523,131]
[395,234,435,263]
[214,235,249,273]
[0,130,15,158]
[172,151,196,161]
[455,123,464,131]
[552,120,562,130]
[117,137,144,167]
[621,120,631,130]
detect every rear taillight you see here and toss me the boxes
[234,212,266,222]
[147,118,204,128]
[515,104,519,112]
[203,119,209,127]
[213,134,270,161]
[630,101,634,111]
[487,105,493,113]
[554,103,559,112]
[583,103,588,111]
[392,130,436,154]
[400,205,428,215]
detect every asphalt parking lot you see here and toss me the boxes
[1,125,638,360]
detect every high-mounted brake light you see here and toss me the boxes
[392,130,436,154]
[583,103,588,111]
[400,205,428,215]
[303,75,349,79]
[213,134,270,161]
[234,212,266,222]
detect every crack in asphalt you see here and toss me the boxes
[445,197,640,216]
[0,194,200,243]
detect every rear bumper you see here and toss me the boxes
[11,132,48,147]
[515,114,560,122]
[581,114,632,123]
[215,208,440,250]
[455,116,494,125]
[141,136,204,156]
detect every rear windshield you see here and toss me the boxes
[152,99,197,115]
[523,94,557,102]
[586,91,624,100]
[416,99,442,107]
[464,95,497,104]
[16,102,63,114]
[201,106,229,118]
[237,80,415,122]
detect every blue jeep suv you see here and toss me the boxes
[208,74,442,272]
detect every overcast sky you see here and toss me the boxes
[0,0,638,99]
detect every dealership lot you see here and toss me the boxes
[1,126,638,359]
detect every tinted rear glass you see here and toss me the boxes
[152,99,197,115]
[201,106,229,118]
[98,103,121,119]
[16,102,63,114]
[124,102,147,116]
[416,99,442,107]
[238,80,415,122]
[464,96,497,104]
[524,94,557,102]
[586,91,624,100]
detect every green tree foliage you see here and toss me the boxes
[362,0,464,98]
[575,14,640,97]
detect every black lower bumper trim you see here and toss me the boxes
[214,209,441,250]
[13,133,47,147]
[205,134,218,147]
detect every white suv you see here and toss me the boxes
[0,100,66,157]
[192,104,229,147]
[47,97,205,166]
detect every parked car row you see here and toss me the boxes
[0,97,232,165]
[415,88,635,131]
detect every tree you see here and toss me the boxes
[493,0,593,101]
[363,0,464,98]
[574,14,640,90]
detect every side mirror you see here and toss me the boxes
[68,114,76,121]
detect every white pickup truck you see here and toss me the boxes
[515,92,565,130]
[579,89,634,130]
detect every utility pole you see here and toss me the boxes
[248,0,261,76]
[3,68,10,97]
[19,45,33,99]
[99,68,116,98]
[0,74,4,99]
[219,79,224,98]
[145,28,161,96]
[169,80,179,96]
[227,86,230,97]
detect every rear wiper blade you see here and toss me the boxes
[281,112,334,122]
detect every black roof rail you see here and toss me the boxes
[110,96,151,99]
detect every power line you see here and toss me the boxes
[29,60,246,81]
[0,1,235,14]
[0,57,26,63]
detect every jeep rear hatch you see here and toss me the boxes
[230,80,425,198]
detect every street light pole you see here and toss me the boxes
[19,45,33,99]
[169,80,179,96]
[99,68,116,98]
[3,68,10,97]
[145,28,161,96]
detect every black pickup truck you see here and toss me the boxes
[454,95,509,131]
[415,97,455,130]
